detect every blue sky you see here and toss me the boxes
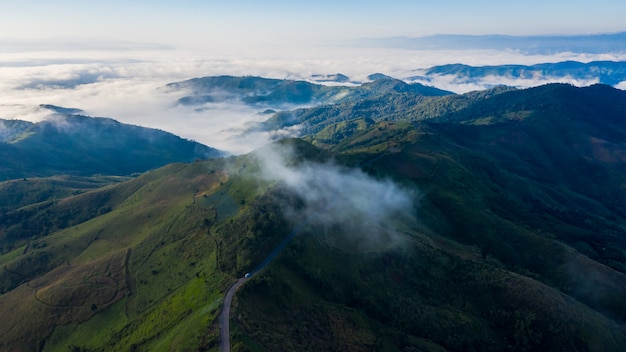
[2,0,625,49]
[2,0,626,153]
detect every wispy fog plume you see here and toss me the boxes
[253,143,417,251]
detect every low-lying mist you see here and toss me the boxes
[2,45,625,154]
[252,143,418,251]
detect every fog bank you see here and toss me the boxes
[2,45,626,153]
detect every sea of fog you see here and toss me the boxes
[1,45,625,154]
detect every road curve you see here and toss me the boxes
[220,277,247,352]
[219,224,306,351]
[218,198,337,351]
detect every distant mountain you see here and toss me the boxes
[418,60,626,87]
[0,114,222,179]
[357,32,626,54]
[310,73,350,83]
[367,72,394,81]
[166,75,451,109]
[39,104,85,115]
[258,80,499,138]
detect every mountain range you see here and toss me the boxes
[0,111,222,180]
[1,77,626,351]
[165,63,626,110]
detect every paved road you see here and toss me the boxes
[219,224,305,351]
[218,199,337,351]
[219,277,247,352]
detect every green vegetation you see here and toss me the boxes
[231,83,626,351]
[0,175,130,255]
[167,75,451,108]
[1,82,626,351]
[0,115,222,180]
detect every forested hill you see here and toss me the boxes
[166,75,452,107]
[0,114,222,179]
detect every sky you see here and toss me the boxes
[1,1,626,153]
[2,0,626,48]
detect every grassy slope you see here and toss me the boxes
[0,160,249,351]
[1,83,626,351]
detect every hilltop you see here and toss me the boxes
[166,75,452,108]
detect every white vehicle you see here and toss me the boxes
[244,273,251,278]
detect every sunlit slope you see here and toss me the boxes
[1,83,626,351]
[0,158,289,351]
[0,175,133,254]
[424,60,626,86]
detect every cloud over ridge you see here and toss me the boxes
[252,142,417,251]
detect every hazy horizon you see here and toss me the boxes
[3,1,625,47]
[2,0,626,153]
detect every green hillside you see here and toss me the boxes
[260,85,514,141]
[0,158,282,351]
[1,83,626,351]
[235,84,626,351]
[0,114,222,180]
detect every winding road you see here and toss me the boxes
[218,224,305,352]
[219,194,338,351]
[219,276,247,352]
